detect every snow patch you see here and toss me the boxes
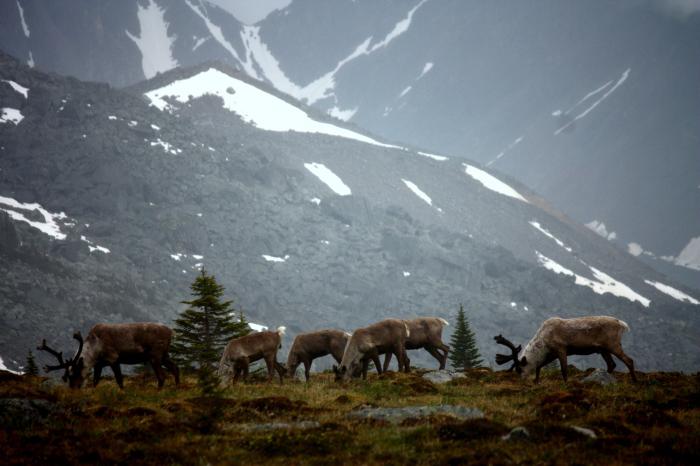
[628,242,643,257]
[27,51,34,68]
[126,0,178,79]
[16,1,30,38]
[0,108,24,125]
[304,162,352,196]
[419,62,433,78]
[417,151,448,161]
[80,235,110,254]
[403,271,411,277]
[0,356,21,374]
[675,236,700,271]
[645,280,699,305]
[529,220,572,252]
[555,69,630,135]
[310,197,321,205]
[585,220,617,241]
[262,254,289,263]
[150,123,160,131]
[463,164,528,202]
[536,251,650,307]
[192,36,209,51]
[402,179,434,207]
[399,85,412,98]
[327,106,357,121]
[150,138,181,155]
[486,136,523,167]
[227,1,427,106]
[3,80,29,98]
[248,322,268,332]
[145,68,401,150]
[0,195,67,240]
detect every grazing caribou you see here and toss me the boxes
[334,318,410,381]
[218,326,286,384]
[495,316,637,382]
[38,323,179,389]
[382,317,450,371]
[286,329,351,381]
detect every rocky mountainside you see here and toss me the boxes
[1,51,699,373]
[1,0,698,290]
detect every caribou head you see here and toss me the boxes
[494,334,522,373]
[37,332,85,388]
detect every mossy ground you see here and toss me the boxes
[1,367,698,465]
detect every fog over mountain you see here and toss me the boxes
[0,1,698,372]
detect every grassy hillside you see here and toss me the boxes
[1,368,698,465]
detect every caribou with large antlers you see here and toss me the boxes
[495,316,636,382]
[38,323,179,389]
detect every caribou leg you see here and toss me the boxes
[601,351,616,373]
[111,363,124,388]
[93,363,104,387]
[162,354,180,386]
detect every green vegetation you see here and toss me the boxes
[23,350,38,376]
[171,270,250,369]
[1,367,697,465]
[170,269,249,395]
[449,304,483,370]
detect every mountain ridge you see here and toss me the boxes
[1,49,699,375]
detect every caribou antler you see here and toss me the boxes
[71,331,84,365]
[494,334,522,371]
[37,339,71,372]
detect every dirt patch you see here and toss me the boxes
[537,388,597,420]
[239,424,353,457]
[125,406,158,417]
[437,418,509,441]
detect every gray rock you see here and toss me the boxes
[501,426,530,441]
[347,405,483,424]
[582,369,617,386]
[40,377,66,390]
[237,421,320,432]
[0,398,56,429]
[570,425,597,439]
[422,370,466,384]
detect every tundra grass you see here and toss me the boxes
[1,368,698,465]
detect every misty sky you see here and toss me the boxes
[207,0,292,24]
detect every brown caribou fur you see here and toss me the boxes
[218,326,286,384]
[505,316,637,382]
[286,329,351,381]
[382,317,450,371]
[334,318,410,381]
[39,323,179,389]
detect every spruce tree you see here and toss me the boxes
[449,304,483,371]
[170,270,249,372]
[25,350,39,376]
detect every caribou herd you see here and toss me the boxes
[36,314,637,389]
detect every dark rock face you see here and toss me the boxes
[1,0,697,288]
[0,52,698,374]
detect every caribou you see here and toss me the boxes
[286,329,351,381]
[334,318,410,381]
[382,317,450,371]
[37,323,179,389]
[218,326,286,384]
[495,315,637,382]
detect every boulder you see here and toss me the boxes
[347,405,483,424]
[582,369,617,386]
[0,398,56,429]
[501,426,530,441]
[422,370,466,384]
